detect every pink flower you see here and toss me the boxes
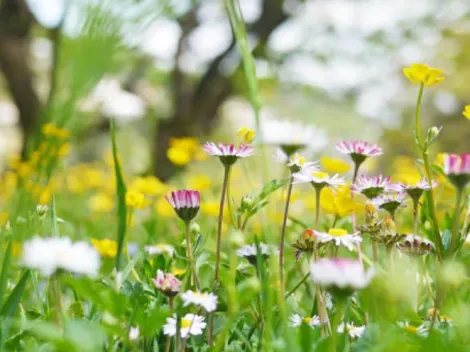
[336,140,383,166]
[165,190,200,221]
[204,142,254,166]
[443,153,470,188]
[401,179,438,202]
[371,191,406,217]
[152,269,181,297]
[352,175,400,199]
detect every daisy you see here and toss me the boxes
[22,237,100,277]
[274,148,319,173]
[144,244,175,256]
[397,321,428,337]
[401,178,438,202]
[152,270,181,297]
[371,191,407,217]
[236,243,276,265]
[289,314,321,328]
[336,140,383,166]
[396,235,433,256]
[310,258,375,296]
[181,290,218,312]
[204,142,254,166]
[442,153,470,189]
[261,119,328,155]
[163,314,206,338]
[352,175,400,199]
[293,166,345,190]
[129,326,140,340]
[165,190,200,222]
[316,228,362,251]
[337,322,366,338]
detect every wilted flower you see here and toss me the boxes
[442,153,470,189]
[401,179,438,202]
[152,270,181,297]
[310,258,375,296]
[165,190,200,222]
[337,322,366,338]
[23,237,100,277]
[144,244,175,256]
[352,175,400,199]
[181,290,218,312]
[396,235,433,256]
[163,314,206,338]
[293,167,344,190]
[204,142,254,166]
[371,192,407,216]
[336,140,383,167]
[274,148,318,173]
[371,217,405,246]
[402,63,445,87]
[316,228,362,251]
[289,314,321,328]
[236,243,275,265]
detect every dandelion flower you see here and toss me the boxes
[289,314,321,328]
[165,190,200,222]
[316,228,362,251]
[163,314,206,338]
[181,290,218,312]
[204,142,254,166]
[152,270,181,297]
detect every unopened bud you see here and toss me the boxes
[241,194,255,209]
[190,222,201,235]
[425,126,442,147]
[365,203,378,225]
[229,230,245,248]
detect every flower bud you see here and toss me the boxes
[365,203,378,226]
[425,126,442,147]
[240,194,255,209]
[190,222,201,235]
[152,270,181,297]
[229,230,245,249]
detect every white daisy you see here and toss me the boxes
[22,237,100,277]
[397,321,428,337]
[144,244,175,256]
[337,322,366,338]
[129,326,140,340]
[163,314,206,338]
[292,166,345,190]
[289,314,321,328]
[274,149,319,172]
[236,243,277,265]
[181,290,218,312]
[316,228,362,251]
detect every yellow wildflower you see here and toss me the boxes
[84,167,104,188]
[12,242,22,257]
[320,186,355,218]
[126,191,149,209]
[201,201,220,217]
[321,157,351,173]
[171,267,186,276]
[188,175,212,192]
[462,105,470,120]
[167,147,191,166]
[38,186,52,205]
[0,212,9,227]
[42,123,70,139]
[237,126,256,143]
[91,238,118,258]
[402,63,445,87]
[169,137,200,151]
[88,192,114,212]
[129,176,166,196]
[156,197,175,218]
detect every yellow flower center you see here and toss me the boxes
[328,228,348,237]
[237,127,256,144]
[404,325,418,334]
[292,154,306,166]
[303,317,312,324]
[311,171,328,179]
[194,292,206,298]
[181,319,192,328]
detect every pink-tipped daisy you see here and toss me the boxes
[352,175,400,199]
[274,148,319,173]
[442,153,470,189]
[165,190,200,222]
[292,165,345,190]
[204,142,254,166]
[371,191,407,217]
[396,235,434,256]
[336,140,383,166]
[401,178,438,202]
[152,270,181,297]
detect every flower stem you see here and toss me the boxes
[50,274,63,327]
[414,82,443,260]
[210,164,231,345]
[449,186,464,255]
[372,242,379,263]
[412,199,419,235]
[185,221,200,290]
[279,176,294,294]
[285,272,310,299]
[165,297,174,352]
[330,297,348,352]
[313,245,332,336]
[314,186,322,226]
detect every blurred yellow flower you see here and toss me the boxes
[321,186,355,218]
[237,126,256,143]
[39,187,52,205]
[167,147,191,166]
[42,123,70,139]
[83,167,105,188]
[321,157,351,173]
[0,212,8,227]
[130,176,166,196]
[126,191,149,209]
[188,174,212,192]
[462,105,470,120]
[12,242,22,257]
[201,201,219,217]
[169,137,200,151]
[156,197,175,218]
[88,192,114,212]
[171,267,186,276]
[402,63,445,87]
[91,238,118,258]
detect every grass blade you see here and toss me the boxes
[50,195,59,237]
[1,270,30,317]
[110,120,127,273]
[0,242,13,305]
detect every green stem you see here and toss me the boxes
[314,186,323,226]
[412,199,419,235]
[449,187,464,255]
[285,272,310,299]
[50,274,63,327]
[185,221,200,290]
[330,298,347,352]
[279,176,294,294]
[165,297,174,352]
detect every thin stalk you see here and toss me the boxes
[165,297,174,352]
[279,176,294,293]
[185,221,200,290]
[313,245,332,336]
[412,199,419,235]
[209,164,231,345]
[50,274,63,327]
[285,272,310,299]
[330,298,348,352]
[449,187,464,255]
[414,83,443,260]
[314,186,322,226]
[372,242,379,263]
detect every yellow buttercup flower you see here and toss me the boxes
[126,191,149,209]
[129,176,166,196]
[462,105,470,120]
[320,186,355,218]
[403,63,445,87]
[237,127,256,144]
[201,201,220,217]
[321,157,351,173]
[156,197,176,218]
[171,267,186,276]
[167,147,191,166]
[188,174,212,192]
[88,192,115,212]
[91,238,118,258]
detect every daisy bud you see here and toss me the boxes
[36,204,49,218]
[240,194,255,210]
[189,222,201,235]
[229,230,245,249]
[292,229,321,257]
[372,217,405,246]
[425,126,442,147]
[152,270,181,297]
[165,190,200,222]
[365,203,378,226]
[396,235,433,256]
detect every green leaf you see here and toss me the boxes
[258,179,288,200]
[1,270,30,317]
[121,251,143,283]
[64,320,107,351]
[0,242,13,305]
[110,120,128,273]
